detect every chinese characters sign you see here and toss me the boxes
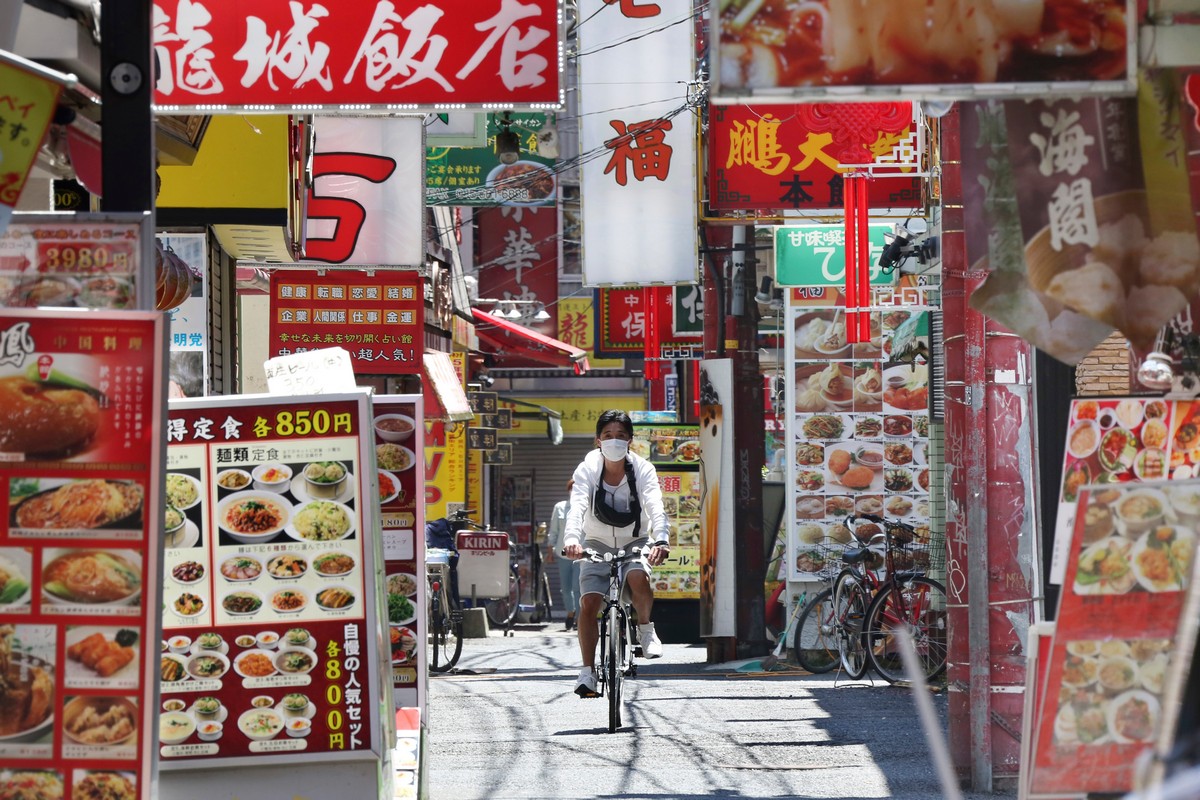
[307,117,424,267]
[709,104,920,212]
[711,1,1132,102]
[775,224,896,287]
[578,0,696,286]
[0,62,61,236]
[160,393,380,765]
[0,310,166,800]
[152,0,561,110]
[476,206,558,367]
[595,288,701,360]
[268,269,424,375]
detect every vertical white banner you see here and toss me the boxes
[307,116,425,267]
[160,232,208,397]
[578,3,698,286]
[699,358,736,638]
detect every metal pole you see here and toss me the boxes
[732,224,768,657]
[100,0,155,213]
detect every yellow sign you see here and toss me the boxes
[158,115,288,209]
[498,394,646,437]
[0,62,62,226]
[556,297,623,369]
[424,352,468,520]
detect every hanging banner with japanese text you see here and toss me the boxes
[268,269,424,374]
[427,112,556,207]
[0,61,61,236]
[476,206,558,368]
[152,0,561,111]
[711,1,1133,103]
[708,104,920,212]
[595,288,702,361]
[306,117,424,267]
[161,233,209,397]
[578,1,697,286]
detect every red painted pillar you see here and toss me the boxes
[941,107,1037,788]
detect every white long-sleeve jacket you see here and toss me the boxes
[562,449,670,551]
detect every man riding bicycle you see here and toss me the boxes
[562,410,671,698]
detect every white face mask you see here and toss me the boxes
[599,439,629,462]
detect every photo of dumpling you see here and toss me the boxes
[1044,261,1125,329]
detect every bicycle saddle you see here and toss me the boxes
[842,546,874,564]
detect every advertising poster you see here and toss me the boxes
[711,1,1132,101]
[0,309,167,800]
[708,103,920,212]
[0,214,149,311]
[160,392,384,766]
[268,270,424,375]
[699,361,736,638]
[426,113,557,207]
[786,303,933,583]
[0,62,61,235]
[371,396,424,713]
[1030,482,1197,795]
[631,425,701,600]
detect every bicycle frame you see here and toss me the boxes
[576,546,642,732]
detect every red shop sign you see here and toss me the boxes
[268,270,424,375]
[707,104,921,212]
[152,0,561,111]
[595,287,701,359]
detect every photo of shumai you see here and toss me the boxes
[0,369,102,459]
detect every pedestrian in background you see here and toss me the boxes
[547,479,580,630]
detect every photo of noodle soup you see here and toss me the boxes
[217,492,291,543]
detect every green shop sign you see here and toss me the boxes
[774,223,897,287]
[426,112,556,207]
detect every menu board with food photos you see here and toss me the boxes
[786,305,933,581]
[371,396,424,712]
[631,425,701,600]
[159,392,386,767]
[1051,397,1200,584]
[1030,481,1198,795]
[0,309,167,800]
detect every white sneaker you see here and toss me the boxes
[639,623,663,659]
[574,667,599,697]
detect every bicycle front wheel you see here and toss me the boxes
[428,592,462,673]
[863,576,948,684]
[607,605,624,733]
[793,588,837,674]
[484,569,522,628]
[833,573,870,679]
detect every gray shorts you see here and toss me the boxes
[579,543,651,599]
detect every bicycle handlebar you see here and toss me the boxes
[560,545,648,563]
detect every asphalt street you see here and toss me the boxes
[424,622,1018,800]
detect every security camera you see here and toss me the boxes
[878,222,938,275]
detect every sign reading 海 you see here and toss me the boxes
[774,224,896,287]
[151,0,561,111]
[268,270,423,375]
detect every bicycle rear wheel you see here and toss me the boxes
[863,576,948,684]
[833,573,870,679]
[793,588,837,674]
[607,605,623,733]
[484,568,522,628]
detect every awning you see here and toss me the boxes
[471,308,590,375]
[423,351,474,423]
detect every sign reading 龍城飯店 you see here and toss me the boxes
[152,0,561,111]
[268,270,424,375]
